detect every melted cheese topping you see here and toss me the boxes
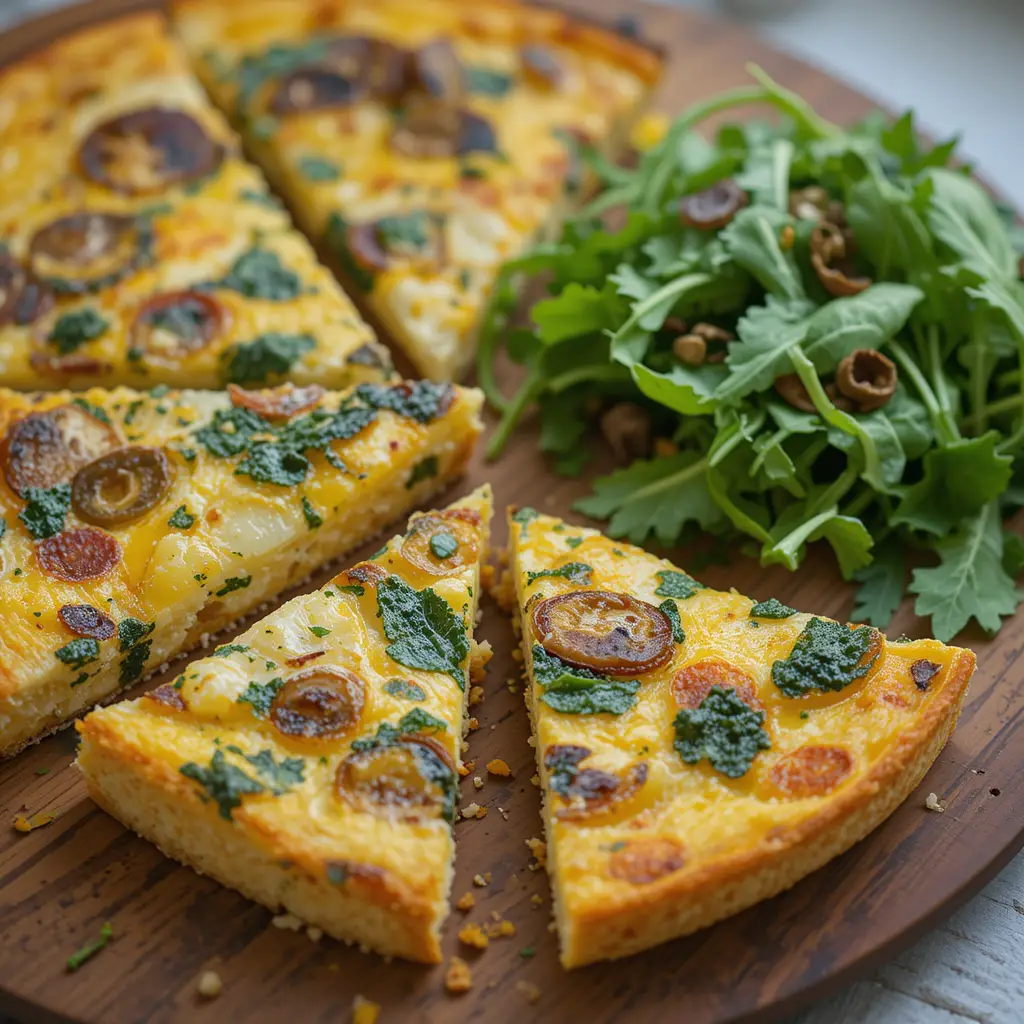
[173,0,661,380]
[507,510,972,930]
[0,12,381,390]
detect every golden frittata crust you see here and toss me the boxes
[501,507,975,967]
[172,0,662,380]
[0,12,387,390]
[0,380,482,756]
[77,486,492,963]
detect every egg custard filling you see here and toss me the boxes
[172,0,663,381]
[77,486,492,964]
[0,380,482,756]
[499,506,976,968]
[0,12,388,390]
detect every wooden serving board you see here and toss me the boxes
[1,2,1022,1022]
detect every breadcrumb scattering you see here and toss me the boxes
[515,980,541,1004]
[486,758,512,777]
[472,873,490,887]
[469,685,485,706]
[13,811,56,833]
[456,891,476,912]
[271,913,304,931]
[197,971,223,999]
[925,792,947,812]
[483,918,516,939]
[530,894,544,908]
[445,956,473,993]
[473,775,484,789]
[525,837,547,866]
[457,923,489,949]
[352,994,381,1024]
[460,802,487,819]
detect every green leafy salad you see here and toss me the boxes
[479,65,1024,642]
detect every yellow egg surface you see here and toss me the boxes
[0,379,482,756]
[77,485,492,964]
[501,506,976,968]
[171,0,663,380]
[0,12,386,391]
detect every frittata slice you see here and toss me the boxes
[77,485,492,964]
[172,0,662,380]
[500,507,975,967]
[0,379,482,757]
[0,12,389,390]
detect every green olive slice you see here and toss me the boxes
[269,667,364,740]
[2,402,120,496]
[335,736,454,821]
[400,508,480,576]
[531,590,674,675]
[71,445,172,526]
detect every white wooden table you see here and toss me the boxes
[1,1,1023,1022]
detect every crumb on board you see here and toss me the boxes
[460,803,487,820]
[456,891,475,912]
[13,811,56,833]
[472,872,492,887]
[306,926,323,943]
[469,685,485,706]
[925,792,947,812]
[530,894,544,908]
[486,758,512,778]
[516,980,541,1004]
[466,717,480,731]
[197,970,222,999]
[530,774,540,788]
[272,913,304,931]
[526,837,547,867]
[352,994,381,1024]
[445,956,473,993]
[458,923,489,950]
[483,918,516,939]
[473,775,484,789]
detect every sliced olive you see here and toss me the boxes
[228,382,325,420]
[71,446,172,526]
[679,179,748,231]
[2,403,120,496]
[531,590,674,675]
[810,221,871,297]
[834,349,897,412]
[78,106,223,195]
[0,252,54,327]
[553,762,648,821]
[408,39,464,101]
[58,603,115,640]
[401,508,480,576]
[348,211,444,274]
[521,45,564,89]
[390,97,496,159]
[269,667,365,740]
[130,290,227,365]
[29,212,146,294]
[36,526,121,582]
[336,736,454,821]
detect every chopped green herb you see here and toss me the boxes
[180,748,265,820]
[0,518,6,542]
[301,495,323,530]
[376,211,432,254]
[429,531,459,560]
[525,562,593,586]
[47,308,108,354]
[356,381,453,424]
[771,617,879,698]
[565,536,583,549]
[659,599,686,644]
[241,748,305,793]
[325,211,376,293]
[407,454,439,489]
[654,570,704,600]
[519,946,536,959]
[750,598,796,619]
[377,575,469,686]
[511,507,538,534]
[55,638,100,671]
[465,66,513,96]
[352,708,448,751]
[384,679,427,701]
[239,188,282,209]
[237,677,285,717]
[308,625,331,638]
[19,484,71,539]
[223,332,315,386]
[531,645,639,715]
[118,618,154,652]
[66,922,113,972]
[119,640,152,685]
[194,405,270,458]
[168,505,196,530]
[673,686,771,778]
[336,584,366,597]
[297,155,341,181]
[217,575,252,597]
[213,248,302,301]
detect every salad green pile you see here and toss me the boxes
[478,66,1024,642]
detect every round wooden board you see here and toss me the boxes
[1,1,1022,1022]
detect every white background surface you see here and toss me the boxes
[1,1,1023,1022]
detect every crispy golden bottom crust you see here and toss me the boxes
[77,714,446,963]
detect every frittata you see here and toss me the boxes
[172,0,662,380]
[0,12,389,390]
[0,379,482,757]
[77,485,492,963]
[500,506,975,967]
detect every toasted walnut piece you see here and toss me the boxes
[811,221,871,297]
[608,836,686,884]
[445,956,472,993]
[773,373,817,413]
[600,402,651,464]
[516,981,541,1004]
[672,333,706,366]
[788,185,831,222]
[834,349,898,411]
[824,381,857,413]
[911,659,942,691]
[679,179,747,230]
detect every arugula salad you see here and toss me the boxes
[479,66,1024,642]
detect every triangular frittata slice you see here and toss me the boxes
[0,379,481,756]
[500,506,975,967]
[77,486,491,963]
[0,12,389,390]
[172,0,662,380]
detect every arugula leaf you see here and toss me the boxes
[377,576,469,685]
[852,541,905,627]
[719,205,804,301]
[530,644,640,715]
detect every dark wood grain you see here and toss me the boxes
[1,2,1022,1023]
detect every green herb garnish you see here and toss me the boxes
[654,570,704,599]
[237,677,285,716]
[407,455,439,489]
[531,645,639,715]
[47,308,108,354]
[429,531,459,560]
[771,617,879,697]
[19,485,71,539]
[673,685,771,778]
[66,922,113,972]
[55,638,100,671]
[750,598,796,619]
[384,679,427,701]
[223,332,315,385]
[180,749,265,820]
[168,505,196,530]
[217,575,252,597]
